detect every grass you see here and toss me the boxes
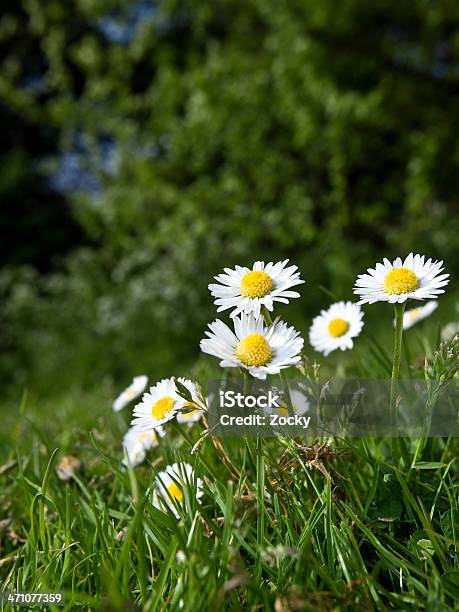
[1,329,459,611]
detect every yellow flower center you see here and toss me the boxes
[384,268,418,295]
[240,271,273,298]
[166,482,183,503]
[152,396,176,420]
[236,333,272,367]
[182,408,200,420]
[276,405,290,417]
[328,318,350,337]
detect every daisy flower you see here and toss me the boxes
[401,300,438,330]
[113,375,148,412]
[200,312,304,379]
[274,387,310,417]
[122,425,165,467]
[176,378,206,426]
[131,378,189,431]
[209,260,304,318]
[264,389,310,418]
[309,301,364,356]
[152,462,203,518]
[56,456,81,481]
[177,407,204,426]
[354,254,449,305]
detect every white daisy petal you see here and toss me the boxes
[309,301,364,357]
[401,300,438,330]
[354,254,449,305]
[113,375,148,412]
[209,260,305,317]
[200,313,304,379]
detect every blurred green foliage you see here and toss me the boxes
[1,0,459,394]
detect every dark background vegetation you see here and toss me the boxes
[1,0,459,396]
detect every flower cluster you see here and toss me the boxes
[104,253,449,518]
[131,378,204,432]
[109,375,205,517]
[201,260,305,377]
[201,254,449,363]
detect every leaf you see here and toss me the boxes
[440,509,459,541]
[174,378,195,403]
[375,499,403,520]
[411,462,446,470]
[441,572,459,598]
[415,539,435,560]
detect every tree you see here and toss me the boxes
[1,0,459,391]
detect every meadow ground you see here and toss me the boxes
[0,325,458,611]
[2,4,459,610]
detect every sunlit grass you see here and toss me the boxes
[0,277,458,610]
[1,333,458,610]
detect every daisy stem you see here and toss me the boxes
[390,302,405,465]
[241,370,258,468]
[242,370,265,577]
[261,307,295,417]
[255,433,265,579]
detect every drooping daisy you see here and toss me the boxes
[152,462,203,518]
[354,254,449,305]
[270,387,310,418]
[209,260,305,318]
[177,407,204,426]
[113,375,148,412]
[401,300,438,330]
[263,398,310,419]
[122,425,165,467]
[200,313,304,379]
[176,378,206,426]
[176,378,206,409]
[131,378,188,431]
[309,301,364,356]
